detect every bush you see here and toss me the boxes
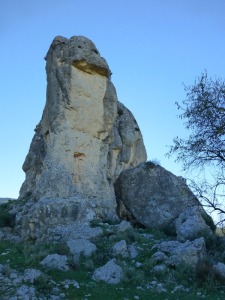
[201,212,216,232]
[122,265,145,285]
[0,203,15,228]
[34,274,52,294]
[204,234,225,260]
[195,259,222,291]
[83,259,95,271]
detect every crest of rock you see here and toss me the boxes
[19,35,147,222]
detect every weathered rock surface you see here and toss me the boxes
[111,240,129,257]
[13,197,102,240]
[213,262,225,280]
[172,206,213,242]
[23,269,42,283]
[115,162,214,240]
[14,285,37,300]
[152,237,206,269]
[92,259,123,284]
[116,220,132,232]
[67,239,97,259]
[19,35,147,223]
[40,254,69,271]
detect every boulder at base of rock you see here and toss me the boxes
[115,162,214,240]
[172,206,214,242]
[92,259,123,284]
[152,237,206,269]
[213,262,225,280]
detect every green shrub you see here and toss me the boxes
[1,264,12,276]
[118,108,124,116]
[201,212,217,232]
[195,258,222,292]
[114,228,145,244]
[122,265,145,285]
[204,234,225,260]
[144,161,156,169]
[83,258,95,271]
[0,203,15,228]
[34,274,52,294]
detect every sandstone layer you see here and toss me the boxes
[19,36,147,220]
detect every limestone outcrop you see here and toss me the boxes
[12,35,215,244]
[19,36,147,220]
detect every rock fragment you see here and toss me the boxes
[92,259,123,284]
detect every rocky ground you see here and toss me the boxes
[0,220,225,300]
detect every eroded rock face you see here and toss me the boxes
[19,36,147,219]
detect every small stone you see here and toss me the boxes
[60,279,80,289]
[40,254,69,271]
[152,265,167,275]
[92,259,123,284]
[173,285,190,293]
[67,239,97,258]
[23,268,42,283]
[111,240,129,257]
[135,262,142,268]
[128,245,138,258]
[151,251,167,263]
[16,285,37,298]
[117,220,132,232]
[213,262,225,280]
[136,286,144,290]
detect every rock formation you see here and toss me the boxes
[13,35,215,243]
[0,34,222,299]
[115,161,215,240]
[19,35,147,221]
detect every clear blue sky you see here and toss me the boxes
[1,0,225,198]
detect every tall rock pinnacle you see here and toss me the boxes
[19,35,147,219]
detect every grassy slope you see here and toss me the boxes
[0,226,224,299]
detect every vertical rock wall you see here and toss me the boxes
[19,36,147,218]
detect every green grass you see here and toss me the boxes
[0,227,225,299]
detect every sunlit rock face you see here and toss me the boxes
[19,35,147,219]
